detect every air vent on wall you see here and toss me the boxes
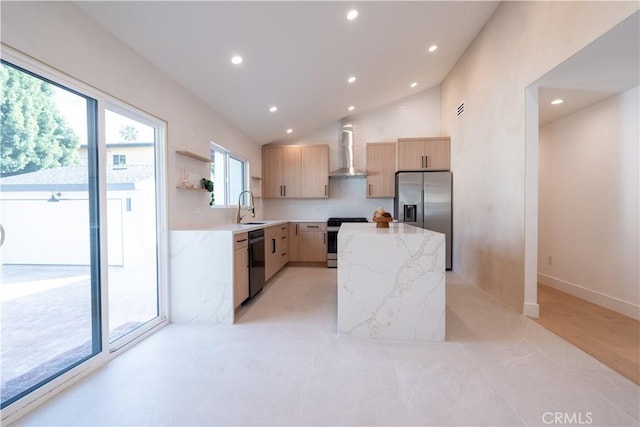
[457,102,465,118]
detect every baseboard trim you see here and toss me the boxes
[538,273,640,320]
[524,302,540,318]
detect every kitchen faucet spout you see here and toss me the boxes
[236,190,255,224]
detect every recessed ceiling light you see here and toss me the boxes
[286,128,293,134]
[346,10,358,20]
[428,45,438,53]
[410,82,418,88]
[348,76,356,84]
[231,55,243,65]
[348,106,355,111]
[551,98,564,105]
[269,106,278,113]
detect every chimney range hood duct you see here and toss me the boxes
[329,122,366,178]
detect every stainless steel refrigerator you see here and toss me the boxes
[394,171,452,270]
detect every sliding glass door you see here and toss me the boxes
[0,61,101,408]
[0,57,166,411]
[104,108,160,345]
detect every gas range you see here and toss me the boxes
[326,217,368,267]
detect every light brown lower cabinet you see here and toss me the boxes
[265,224,288,281]
[233,233,249,308]
[288,222,327,263]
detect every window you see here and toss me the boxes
[112,154,127,168]
[209,143,248,207]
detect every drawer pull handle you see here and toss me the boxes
[236,238,248,243]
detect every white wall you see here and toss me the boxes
[538,87,639,319]
[263,86,440,219]
[440,1,638,312]
[0,1,262,231]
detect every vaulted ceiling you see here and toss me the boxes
[74,2,638,141]
[75,1,500,144]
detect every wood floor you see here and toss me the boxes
[534,285,639,385]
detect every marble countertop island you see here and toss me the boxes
[337,222,446,341]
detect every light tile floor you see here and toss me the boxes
[11,267,640,426]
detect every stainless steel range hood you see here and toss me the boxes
[329,122,367,178]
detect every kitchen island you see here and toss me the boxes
[337,222,446,341]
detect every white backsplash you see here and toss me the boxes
[262,178,394,220]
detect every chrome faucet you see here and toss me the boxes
[236,190,255,224]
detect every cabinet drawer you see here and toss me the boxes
[265,225,280,239]
[234,232,249,250]
[295,222,326,232]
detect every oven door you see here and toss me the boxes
[326,226,339,268]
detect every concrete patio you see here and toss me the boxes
[1,262,158,406]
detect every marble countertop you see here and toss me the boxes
[339,222,443,237]
[172,219,330,234]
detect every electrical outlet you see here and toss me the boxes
[195,208,201,215]
[548,256,553,265]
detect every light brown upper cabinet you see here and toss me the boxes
[262,144,329,198]
[397,137,450,171]
[301,145,329,198]
[366,143,396,198]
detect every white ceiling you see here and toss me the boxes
[536,11,639,125]
[75,1,500,144]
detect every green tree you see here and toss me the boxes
[119,125,138,142]
[0,63,79,177]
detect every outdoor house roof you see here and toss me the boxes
[0,165,155,192]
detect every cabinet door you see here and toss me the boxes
[233,246,249,308]
[297,231,326,262]
[397,139,425,170]
[262,147,283,198]
[288,222,326,262]
[423,138,450,170]
[366,143,396,198]
[264,226,279,280]
[288,223,301,262]
[301,145,329,198]
[281,146,301,198]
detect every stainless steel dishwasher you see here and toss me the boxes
[248,229,265,299]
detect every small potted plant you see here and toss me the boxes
[200,178,215,206]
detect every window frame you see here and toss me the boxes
[209,142,249,208]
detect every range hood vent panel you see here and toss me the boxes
[329,122,367,178]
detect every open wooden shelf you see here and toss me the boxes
[176,150,211,163]
[176,185,207,192]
